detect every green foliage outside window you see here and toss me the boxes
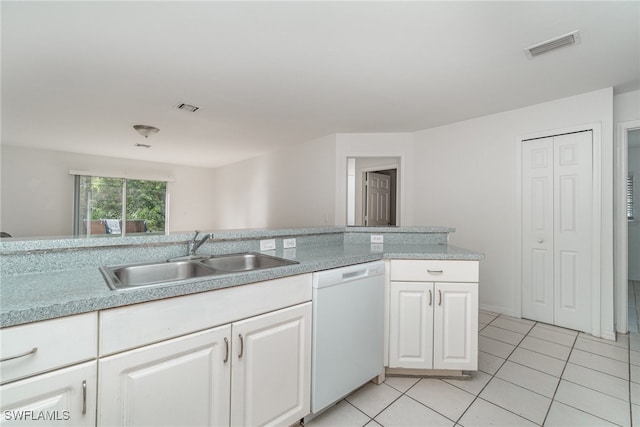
[77,176,166,234]
[126,179,166,232]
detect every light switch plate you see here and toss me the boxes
[283,238,296,248]
[260,239,276,251]
[370,235,384,243]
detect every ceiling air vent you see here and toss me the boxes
[174,103,200,113]
[525,30,580,59]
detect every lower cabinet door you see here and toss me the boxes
[0,361,97,427]
[230,302,311,427]
[388,282,433,369]
[98,325,231,427]
[433,283,478,370]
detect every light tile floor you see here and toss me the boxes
[307,309,637,426]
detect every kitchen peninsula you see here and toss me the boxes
[1,226,483,327]
[1,226,483,426]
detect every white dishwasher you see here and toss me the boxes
[311,260,385,414]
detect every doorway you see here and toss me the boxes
[347,157,400,227]
[627,128,640,331]
[615,121,640,334]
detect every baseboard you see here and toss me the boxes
[385,367,469,379]
[479,303,516,318]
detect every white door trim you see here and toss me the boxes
[339,154,405,226]
[615,120,640,333]
[514,123,602,337]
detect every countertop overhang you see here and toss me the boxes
[1,231,483,328]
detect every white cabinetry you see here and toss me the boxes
[98,326,231,427]
[0,313,98,426]
[1,362,96,427]
[230,303,311,427]
[97,274,312,427]
[388,260,478,372]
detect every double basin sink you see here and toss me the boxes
[100,252,298,290]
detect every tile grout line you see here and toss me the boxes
[398,387,459,426]
[461,313,629,425]
[540,326,579,426]
[338,398,374,427]
[358,313,502,426]
[375,313,506,427]
[356,382,412,426]
[477,315,625,426]
[360,312,630,427]
[481,317,630,426]
[454,314,534,426]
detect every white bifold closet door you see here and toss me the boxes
[522,131,593,332]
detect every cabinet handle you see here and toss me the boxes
[0,347,37,363]
[427,269,443,274]
[223,337,229,363]
[82,380,87,415]
[438,290,442,306]
[238,334,244,358]
[428,289,433,306]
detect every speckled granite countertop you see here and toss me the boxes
[1,240,482,328]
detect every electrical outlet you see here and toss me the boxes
[259,239,276,251]
[370,243,384,252]
[283,238,296,249]
[370,235,384,244]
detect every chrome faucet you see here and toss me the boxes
[188,230,213,256]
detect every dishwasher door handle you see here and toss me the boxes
[342,269,368,281]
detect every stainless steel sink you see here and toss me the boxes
[100,252,298,290]
[100,260,218,290]
[199,252,298,272]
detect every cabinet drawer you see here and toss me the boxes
[0,313,98,384]
[99,273,312,356]
[390,260,479,282]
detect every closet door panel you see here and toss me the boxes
[522,137,555,324]
[553,131,593,331]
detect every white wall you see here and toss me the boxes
[0,145,218,237]
[210,134,337,229]
[614,90,640,123]
[411,88,614,337]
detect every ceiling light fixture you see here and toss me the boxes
[133,124,159,138]
[525,30,581,59]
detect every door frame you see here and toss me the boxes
[514,123,602,337]
[344,156,403,227]
[363,168,396,226]
[615,120,640,333]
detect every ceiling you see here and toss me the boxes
[2,1,639,168]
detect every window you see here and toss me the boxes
[73,175,167,236]
[628,174,635,221]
